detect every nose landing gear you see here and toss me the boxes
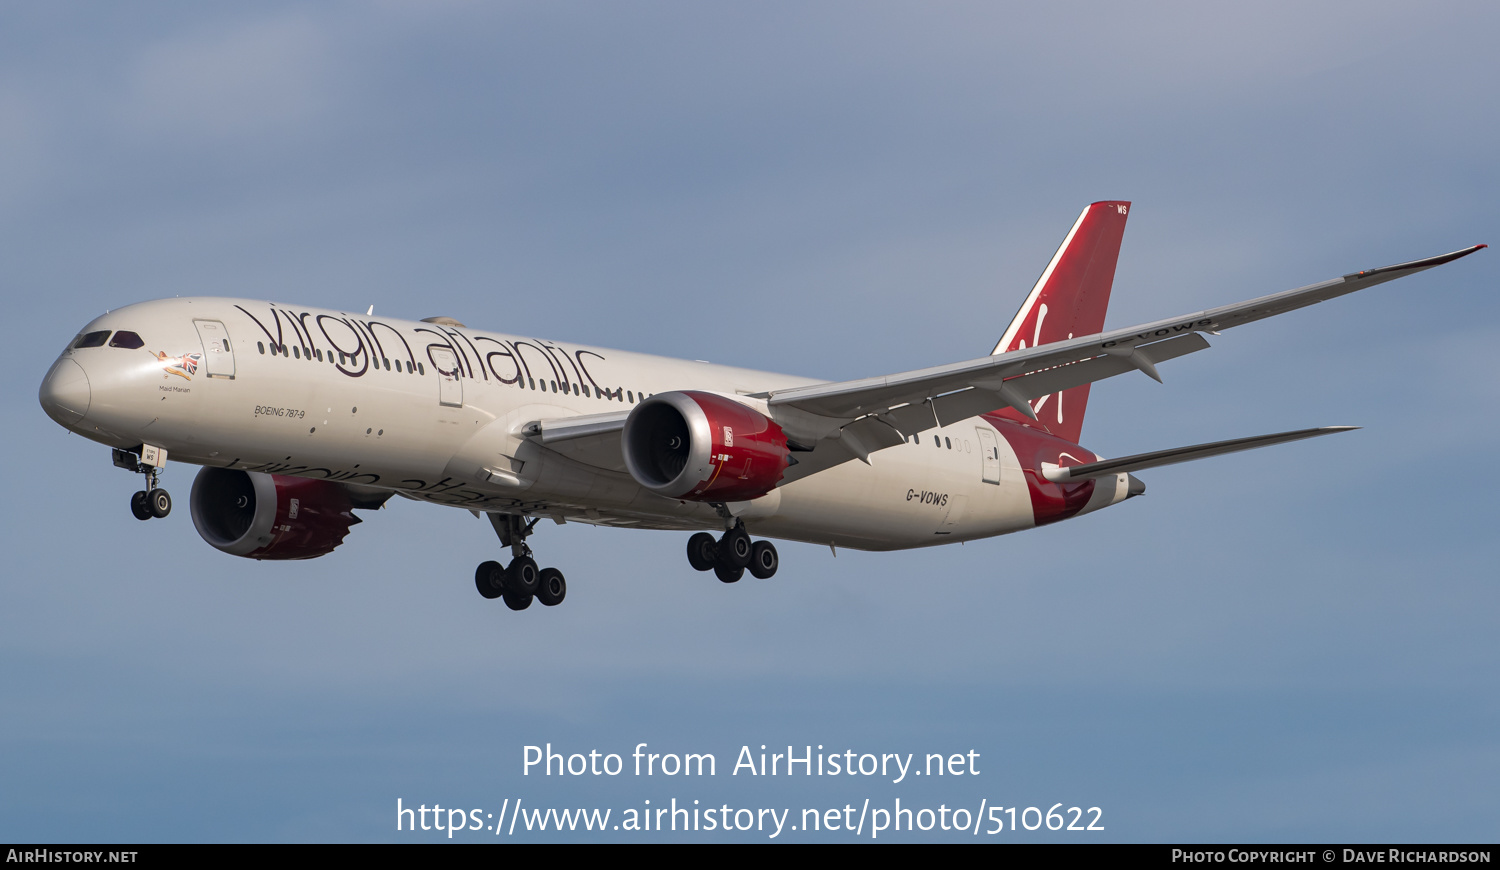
[474,514,567,611]
[687,520,778,583]
[115,447,171,521]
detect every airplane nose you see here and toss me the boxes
[40,357,91,427]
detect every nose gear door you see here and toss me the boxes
[193,319,236,379]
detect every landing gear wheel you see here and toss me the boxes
[687,533,718,571]
[719,526,752,569]
[130,491,152,521]
[148,488,172,518]
[713,561,744,584]
[536,568,567,606]
[502,588,533,611]
[507,556,540,596]
[475,560,504,600]
[748,541,779,579]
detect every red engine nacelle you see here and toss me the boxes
[622,391,790,502]
[189,468,372,560]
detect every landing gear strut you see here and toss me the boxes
[687,518,778,583]
[474,513,567,610]
[115,447,170,521]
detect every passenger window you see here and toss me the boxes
[73,331,111,349]
[257,341,266,354]
[109,331,144,349]
[628,391,634,403]
[315,349,323,362]
[383,358,391,371]
[582,385,590,397]
[418,363,425,375]
[945,437,951,449]
[293,346,301,359]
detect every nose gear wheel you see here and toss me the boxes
[117,449,171,521]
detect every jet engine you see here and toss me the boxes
[189,468,387,560]
[622,391,791,502]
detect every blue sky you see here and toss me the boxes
[2,2,1496,842]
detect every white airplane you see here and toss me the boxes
[38,202,1484,611]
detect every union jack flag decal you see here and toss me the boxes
[180,353,201,375]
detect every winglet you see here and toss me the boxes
[1342,244,1486,281]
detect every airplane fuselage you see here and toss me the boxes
[40,296,1129,553]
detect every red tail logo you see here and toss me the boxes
[990,201,1130,444]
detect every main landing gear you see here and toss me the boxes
[687,520,778,583]
[475,513,567,611]
[115,448,171,521]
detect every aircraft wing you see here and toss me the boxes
[521,410,632,473]
[519,245,1481,482]
[762,245,1485,471]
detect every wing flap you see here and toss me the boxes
[777,330,1213,473]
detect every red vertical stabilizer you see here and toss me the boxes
[990,201,1130,445]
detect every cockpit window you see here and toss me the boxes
[108,331,145,349]
[73,331,110,349]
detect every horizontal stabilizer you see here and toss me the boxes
[1040,426,1359,483]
